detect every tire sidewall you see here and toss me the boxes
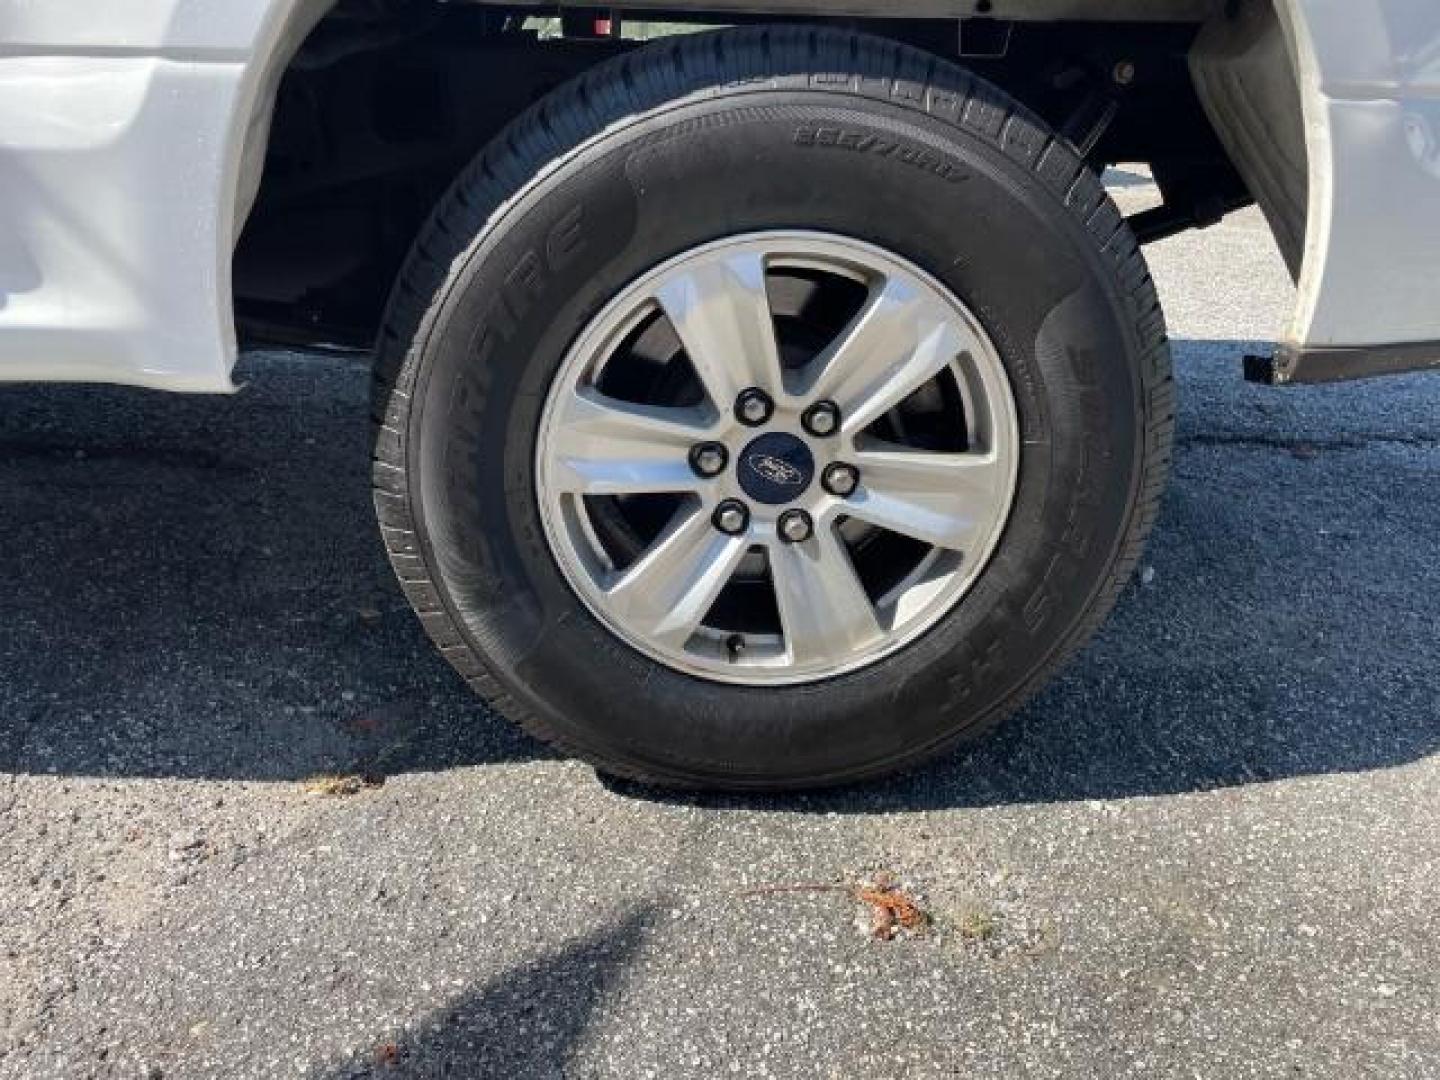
[408,89,1144,783]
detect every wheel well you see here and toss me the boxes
[232,1,1252,350]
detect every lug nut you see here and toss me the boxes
[778,509,813,544]
[821,462,859,498]
[802,400,841,437]
[735,388,773,427]
[689,441,728,478]
[713,499,750,536]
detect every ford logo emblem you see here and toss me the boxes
[748,453,804,486]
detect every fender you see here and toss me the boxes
[1269,1,1440,370]
[0,0,325,391]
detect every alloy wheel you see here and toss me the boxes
[535,232,1020,684]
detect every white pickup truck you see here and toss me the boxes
[3,1,1436,788]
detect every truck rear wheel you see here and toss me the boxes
[371,26,1173,789]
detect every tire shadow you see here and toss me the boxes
[0,350,542,783]
[0,343,1435,805]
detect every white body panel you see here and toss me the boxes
[0,1,310,391]
[1281,0,1440,349]
[0,0,1437,390]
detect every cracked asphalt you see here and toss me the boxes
[2,176,1437,1078]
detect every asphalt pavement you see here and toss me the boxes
[1,178,1437,1078]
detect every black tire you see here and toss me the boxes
[371,26,1173,790]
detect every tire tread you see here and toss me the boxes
[369,25,1174,789]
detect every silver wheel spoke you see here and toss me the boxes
[550,387,710,495]
[770,530,885,666]
[845,448,1008,551]
[606,508,748,648]
[653,249,786,407]
[805,277,971,434]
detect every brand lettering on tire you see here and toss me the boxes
[473,207,586,364]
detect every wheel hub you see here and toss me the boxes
[737,431,815,505]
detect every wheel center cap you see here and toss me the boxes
[737,431,814,505]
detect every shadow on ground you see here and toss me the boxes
[1,343,1436,805]
[314,908,653,1079]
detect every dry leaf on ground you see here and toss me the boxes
[302,773,383,797]
[855,880,930,940]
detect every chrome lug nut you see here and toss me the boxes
[713,499,750,536]
[821,462,859,497]
[802,400,840,437]
[735,388,774,427]
[778,509,813,544]
[688,441,728,478]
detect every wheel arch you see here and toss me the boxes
[227,0,338,250]
[233,3,1251,351]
